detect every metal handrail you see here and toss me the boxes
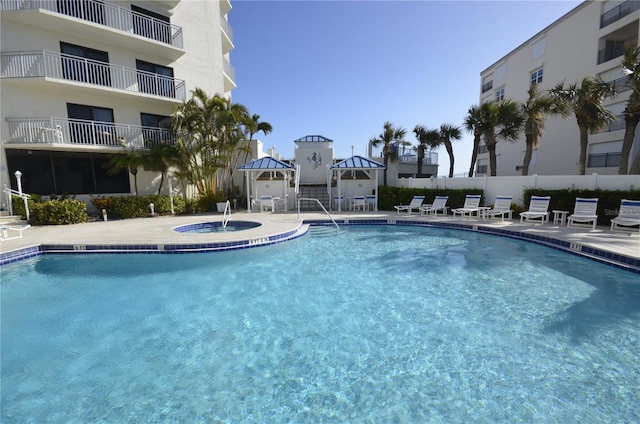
[222,200,232,228]
[3,186,30,222]
[297,198,339,231]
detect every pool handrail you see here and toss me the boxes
[222,200,232,228]
[297,198,340,231]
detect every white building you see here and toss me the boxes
[477,0,640,176]
[0,0,235,204]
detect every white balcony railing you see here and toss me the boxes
[5,117,175,149]
[0,0,183,48]
[220,13,233,43]
[223,56,235,83]
[1,51,186,101]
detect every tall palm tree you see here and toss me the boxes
[520,84,571,175]
[439,123,462,178]
[478,100,524,176]
[550,77,617,175]
[620,46,640,174]
[369,121,407,186]
[241,113,273,165]
[413,125,440,176]
[464,105,484,177]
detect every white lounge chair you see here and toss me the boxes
[394,195,425,215]
[483,195,513,221]
[333,195,345,210]
[452,194,482,218]
[0,224,31,241]
[260,195,275,212]
[610,199,640,234]
[520,195,551,224]
[567,197,599,230]
[420,196,449,216]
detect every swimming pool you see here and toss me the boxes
[1,225,638,422]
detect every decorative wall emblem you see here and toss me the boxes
[307,152,322,169]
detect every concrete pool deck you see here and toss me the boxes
[1,210,639,270]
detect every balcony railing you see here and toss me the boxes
[223,56,235,82]
[1,51,186,101]
[593,114,626,133]
[0,0,183,48]
[5,117,175,149]
[597,37,637,64]
[609,75,633,93]
[220,13,233,43]
[398,152,439,165]
[482,80,493,93]
[601,0,640,28]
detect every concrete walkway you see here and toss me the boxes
[1,210,639,267]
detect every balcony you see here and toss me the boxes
[0,0,184,59]
[223,56,236,92]
[220,13,234,53]
[1,51,186,102]
[397,151,439,165]
[593,114,626,133]
[5,117,175,150]
[601,0,640,28]
[482,80,493,93]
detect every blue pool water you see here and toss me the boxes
[1,225,638,423]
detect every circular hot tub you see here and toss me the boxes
[173,221,261,234]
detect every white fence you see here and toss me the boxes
[398,174,640,206]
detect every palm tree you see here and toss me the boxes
[241,113,273,165]
[413,125,440,176]
[104,148,144,195]
[464,105,484,177]
[478,100,524,176]
[520,84,571,175]
[550,77,617,175]
[620,46,640,174]
[439,123,462,178]
[369,121,407,186]
[141,142,179,195]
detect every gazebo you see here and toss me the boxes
[238,156,295,212]
[329,155,386,211]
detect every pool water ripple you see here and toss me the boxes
[1,225,638,423]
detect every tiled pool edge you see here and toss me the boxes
[0,225,309,266]
[308,219,640,274]
[2,220,638,274]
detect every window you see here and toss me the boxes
[588,152,621,167]
[136,60,175,98]
[60,42,110,86]
[5,150,129,195]
[531,68,543,85]
[131,5,171,44]
[67,103,115,146]
[478,145,488,154]
[482,79,493,93]
[495,88,504,101]
[141,113,172,147]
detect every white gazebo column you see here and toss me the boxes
[374,170,379,211]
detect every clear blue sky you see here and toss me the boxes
[229,0,582,176]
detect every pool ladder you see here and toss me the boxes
[297,198,340,232]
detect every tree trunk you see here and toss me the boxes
[485,133,498,176]
[417,145,424,176]
[521,133,535,176]
[619,112,639,174]
[383,155,388,186]
[468,132,480,177]
[578,125,589,175]
[445,142,454,178]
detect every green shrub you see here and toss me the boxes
[29,199,88,225]
[109,195,185,219]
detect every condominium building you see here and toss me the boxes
[0,0,235,204]
[476,0,639,176]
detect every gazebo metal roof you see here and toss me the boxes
[238,156,294,170]
[330,155,386,170]
[294,135,333,143]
